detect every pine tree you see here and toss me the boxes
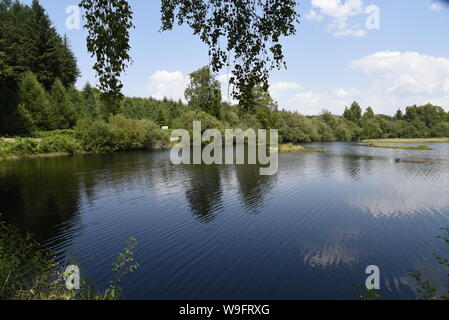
[81,83,103,119]
[0,0,79,135]
[15,104,36,135]
[49,79,76,129]
[58,35,80,87]
[29,0,62,90]
[66,86,84,118]
[18,72,52,130]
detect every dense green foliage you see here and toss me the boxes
[0,214,139,300]
[80,0,299,104]
[0,0,79,135]
[79,0,133,99]
[0,214,59,299]
[75,115,169,153]
[0,131,82,159]
[185,66,222,118]
[1,2,448,155]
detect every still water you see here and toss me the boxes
[1,142,449,299]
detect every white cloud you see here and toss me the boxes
[306,9,323,21]
[351,51,449,113]
[430,2,442,11]
[148,70,239,104]
[148,70,189,101]
[289,91,323,110]
[285,88,360,115]
[333,88,360,98]
[351,51,449,94]
[332,28,366,37]
[148,51,449,116]
[308,0,368,37]
[269,82,302,97]
[218,73,232,84]
[444,79,449,94]
[217,73,239,104]
[272,51,449,115]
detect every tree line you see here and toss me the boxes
[0,0,79,134]
[1,0,448,144]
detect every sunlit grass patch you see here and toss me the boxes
[367,143,432,150]
[277,143,328,153]
[362,138,449,143]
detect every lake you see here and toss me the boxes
[1,142,449,299]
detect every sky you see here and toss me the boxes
[24,0,449,115]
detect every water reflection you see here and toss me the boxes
[0,157,84,248]
[183,164,223,222]
[235,164,275,214]
[0,143,448,299]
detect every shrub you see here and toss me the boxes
[75,115,168,153]
[0,215,59,299]
[219,105,241,127]
[8,138,40,157]
[172,110,224,135]
[74,118,112,152]
[39,135,83,156]
[0,214,140,300]
[33,129,75,139]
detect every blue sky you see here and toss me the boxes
[27,0,449,115]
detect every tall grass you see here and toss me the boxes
[0,214,139,300]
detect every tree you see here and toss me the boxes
[431,122,449,138]
[343,101,362,123]
[363,107,375,119]
[0,0,79,135]
[0,51,13,84]
[15,104,35,135]
[29,0,66,90]
[58,35,80,87]
[0,50,18,134]
[320,110,337,128]
[185,66,222,118]
[335,123,353,142]
[0,0,78,87]
[250,86,278,112]
[79,0,133,99]
[361,119,383,139]
[81,83,103,119]
[79,0,299,106]
[18,72,52,130]
[49,79,77,129]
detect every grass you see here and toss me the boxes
[362,138,449,143]
[0,214,139,300]
[366,143,432,150]
[277,143,329,153]
[0,131,83,160]
[278,143,305,152]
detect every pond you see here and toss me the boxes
[1,142,449,299]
